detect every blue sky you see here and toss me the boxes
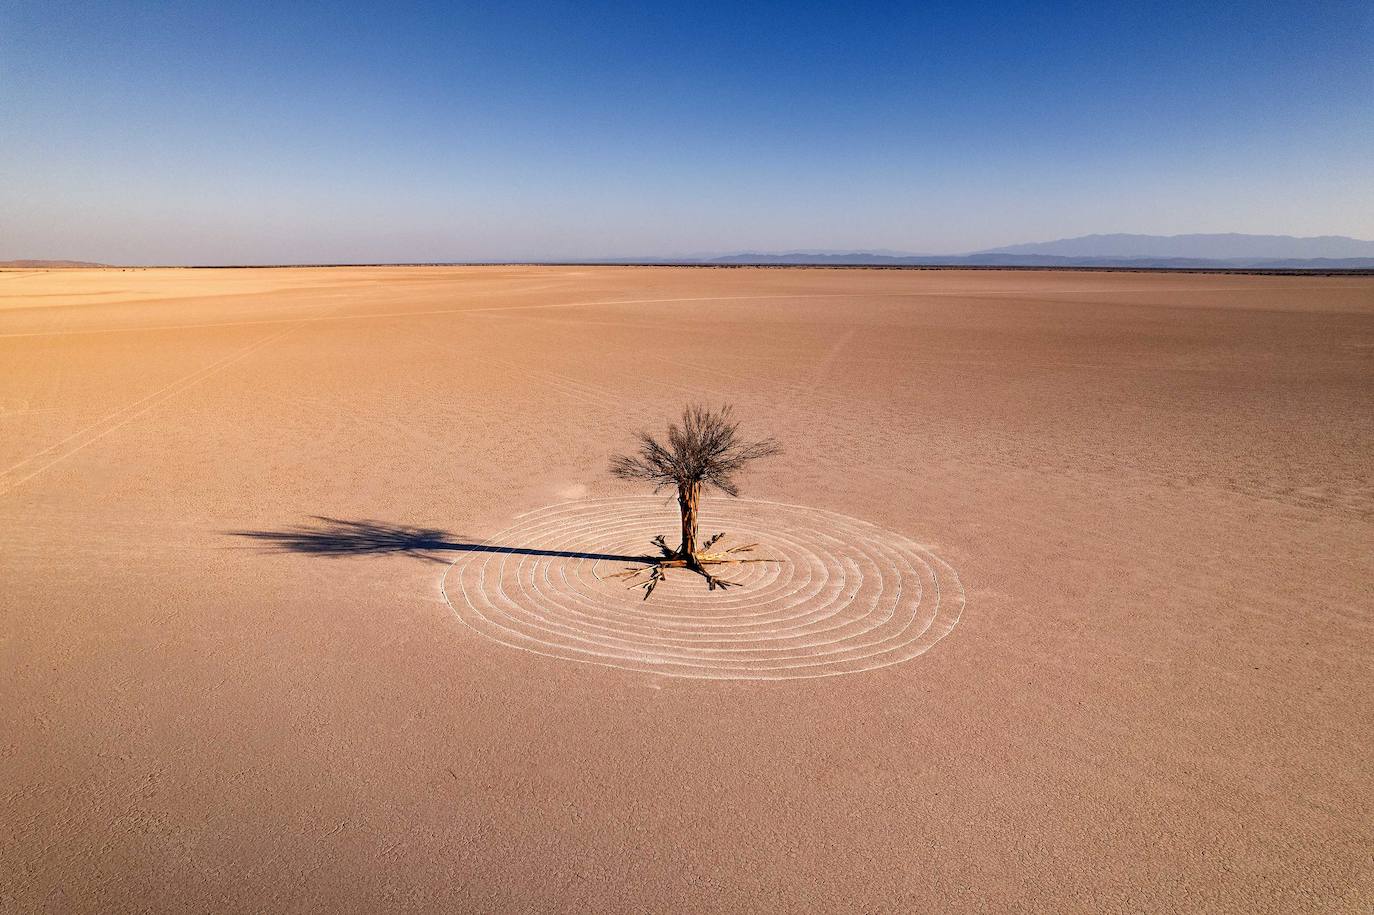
[2,0,1371,263]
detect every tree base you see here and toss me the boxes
[606,533,782,600]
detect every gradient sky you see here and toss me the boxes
[2,0,1371,264]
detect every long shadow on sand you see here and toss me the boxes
[228,516,652,565]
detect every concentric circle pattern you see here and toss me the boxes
[441,496,964,680]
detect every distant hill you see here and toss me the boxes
[0,259,107,268]
[8,236,1374,270]
[708,252,1374,269]
[706,234,1374,269]
[976,233,1374,260]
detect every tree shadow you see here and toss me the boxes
[227,516,652,565]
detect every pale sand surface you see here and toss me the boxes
[2,266,1371,911]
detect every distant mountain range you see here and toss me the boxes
[706,234,1374,269]
[7,235,1374,270]
[976,233,1374,259]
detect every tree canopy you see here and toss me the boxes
[609,404,781,496]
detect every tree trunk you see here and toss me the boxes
[678,480,701,564]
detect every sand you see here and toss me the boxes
[2,265,1371,912]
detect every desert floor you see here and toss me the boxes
[2,266,1371,912]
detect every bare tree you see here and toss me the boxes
[610,404,781,597]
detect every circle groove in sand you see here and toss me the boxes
[440,497,964,680]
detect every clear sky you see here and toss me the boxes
[2,0,1371,264]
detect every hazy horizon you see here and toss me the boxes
[3,0,1372,265]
